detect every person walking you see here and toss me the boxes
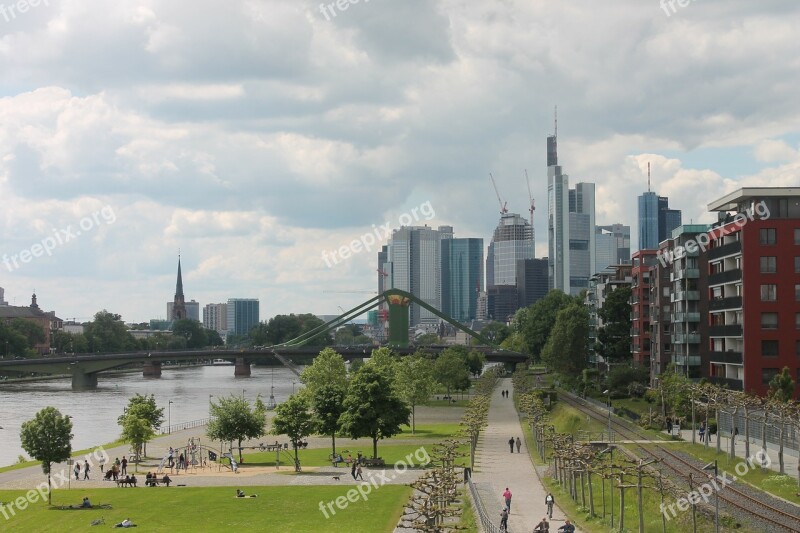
[508,437,514,453]
[121,457,128,476]
[83,460,90,480]
[699,422,706,443]
[515,437,522,453]
[351,461,357,480]
[545,492,555,518]
[666,417,673,435]
[74,461,81,481]
[499,507,509,532]
[502,487,512,513]
[355,464,364,481]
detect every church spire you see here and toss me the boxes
[175,255,184,300]
[171,255,186,321]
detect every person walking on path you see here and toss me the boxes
[74,461,80,481]
[355,464,364,480]
[83,460,90,480]
[508,437,514,453]
[351,462,357,480]
[545,492,555,518]
[515,437,521,453]
[121,457,128,476]
[699,422,706,443]
[499,507,509,531]
[502,487,512,512]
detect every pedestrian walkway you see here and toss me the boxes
[472,378,582,533]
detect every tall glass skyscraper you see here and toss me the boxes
[441,238,484,322]
[547,132,570,293]
[638,192,682,250]
[487,213,534,287]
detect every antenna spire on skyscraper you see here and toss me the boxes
[647,162,651,192]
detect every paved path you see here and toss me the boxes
[472,378,582,533]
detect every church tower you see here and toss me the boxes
[172,256,186,320]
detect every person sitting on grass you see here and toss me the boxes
[236,489,245,498]
[81,497,92,508]
[114,518,136,528]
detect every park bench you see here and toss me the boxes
[116,478,137,488]
[145,476,172,487]
[362,458,385,467]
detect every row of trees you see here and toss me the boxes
[0,319,46,358]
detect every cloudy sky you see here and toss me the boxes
[0,0,798,323]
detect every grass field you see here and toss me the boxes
[0,441,125,474]
[243,443,435,468]
[0,485,411,532]
[393,422,464,439]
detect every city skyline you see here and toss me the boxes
[1,2,799,322]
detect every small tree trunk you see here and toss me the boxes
[331,433,336,455]
[412,404,416,434]
[48,469,52,505]
[238,438,243,463]
[373,435,378,459]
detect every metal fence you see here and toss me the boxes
[717,410,798,454]
[158,417,214,435]
[466,476,511,533]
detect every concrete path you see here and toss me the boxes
[472,378,582,533]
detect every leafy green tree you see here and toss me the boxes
[117,394,164,457]
[768,367,795,402]
[349,358,364,374]
[20,407,73,504]
[206,395,268,462]
[0,321,34,357]
[84,310,138,353]
[206,329,224,346]
[480,322,510,345]
[595,286,632,364]
[395,354,436,433]
[51,331,89,354]
[253,313,333,346]
[416,333,439,346]
[171,319,208,349]
[658,365,692,417]
[366,347,398,381]
[433,348,470,397]
[465,350,485,377]
[606,365,649,397]
[272,393,317,470]
[119,405,156,468]
[300,347,348,394]
[540,303,589,376]
[522,290,575,361]
[311,383,347,455]
[9,318,46,348]
[338,365,411,459]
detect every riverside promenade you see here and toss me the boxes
[472,378,582,532]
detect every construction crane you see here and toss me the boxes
[525,169,535,244]
[489,173,508,215]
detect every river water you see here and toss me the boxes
[0,365,300,468]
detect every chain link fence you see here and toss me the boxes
[466,475,512,533]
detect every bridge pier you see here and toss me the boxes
[143,361,162,378]
[234,357,251,377]
[71,370,98,390]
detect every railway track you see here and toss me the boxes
[558,391,800,532]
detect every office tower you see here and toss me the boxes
[227,298,260,337]
[486,285,519,323]
[638,192,682,250]
[487,213,534,287]
[385,226,451,326]
[706,188,799,398]
[441,238,484,322]
[595,224,632,273]
[568,183,596,295]
[516,258,549,308]
[547,132,570,293]
[203,303,228,333]
[0,287,6,306]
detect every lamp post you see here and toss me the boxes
[168,400,173,434]
[703,460,719,533]
[292,381,296,394]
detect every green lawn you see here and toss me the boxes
[0,441,125,474]
[0,485,410,532]
[393,422,464,440]
[242,443,436,468]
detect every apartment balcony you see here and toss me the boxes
[709,324,743,337]
[708,241,742,261]
[709,296,742,311]
[671,291,700,302]
[673,355,702,367]
[673,312,701,322]
[709,351,743,364]
[709,376,743,391]
[671,333,701,344]
[709,269,742,286]
[670,268,700,282]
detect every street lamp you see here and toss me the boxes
[292,381,296,394]
[603,389,612,442]
[703,460,720,533]
[168,400,173,434]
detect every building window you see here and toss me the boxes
[797,313,800,329]
[796,341,800,357]
[760,228,777,245]
[795,229,800,245]
[760,284,777,302]
[796,257,800,273]
[762,340,779,357]
[760,257,777,273]
[797,284,800,302]
[762,368,779,385]
[761,313,778,329]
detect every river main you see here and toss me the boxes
[0,365,300,468]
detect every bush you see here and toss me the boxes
[643,389,659,404]
[708,420,717,435]
[628,382,646,398]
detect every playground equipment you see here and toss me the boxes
[157,437,220,474]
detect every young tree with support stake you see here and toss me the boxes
[20,407,73,505]
[395,353,436,434]
[206,395,267,463]
[272,393,316,472]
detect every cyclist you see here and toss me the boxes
[533,516,550,532]
[499,507,509,532]
[557,519,575,533]
[545,492,555,518]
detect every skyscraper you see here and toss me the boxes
[595,223,631,273]
[568,183,596,294]
[516,258,549,308]
[441,238,484,322]
[547,131,570,293]
[487,213,534,287]
[226,298,260,337]
[638,192,682,250]
[0,287,6,306]
[203,303,228,333]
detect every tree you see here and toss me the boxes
[272,393,316,470]
[51,331,89,354]
[206,329,224,346]
[117,394,164,457]
[595,286,632,364]
[0,321,34,358]
[395,354,436,433]
[768,367,795,403]
[84,310,138,353]
[433,349,470,398]
[20,407,73,504]
[465,350,485,377]
[338,365,410,459]
[9,318,46,348]
[522,290,575,361]
[416,333,439,346]
[253,313,333,346]
[540,303,589,377]
[119,406,156,468]
[300,347,348,394]
[480,321,510,345]
[206,395,268,462]
[311,383,347,455]
[171,319,208,349]
[366,347,398,381]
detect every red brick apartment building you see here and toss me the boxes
[631,250,657,368]
[706,188,800,398]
